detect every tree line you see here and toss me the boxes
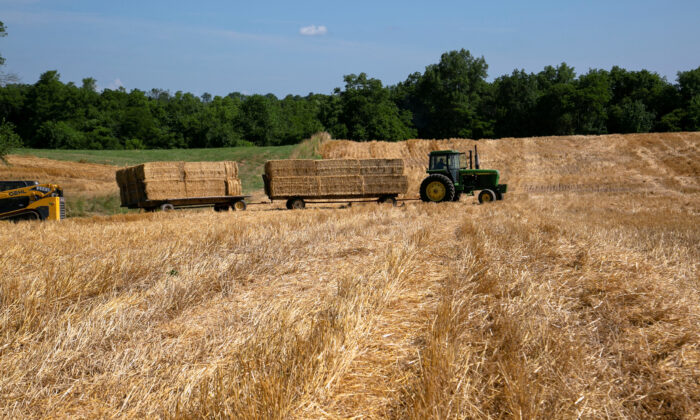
[1,49,698,150]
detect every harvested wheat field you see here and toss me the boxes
[0,155,118,196]
[1,132,699,418]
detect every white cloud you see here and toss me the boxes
[105,78,124,90]
[299,25,327,36]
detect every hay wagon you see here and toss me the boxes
[263,159,408,209]
[126,195,249,212]
[116,161,248,212]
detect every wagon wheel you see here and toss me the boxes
[233,200,247,211]
[378,196,397,207]
[160,203,175,212]
[288,198,305,210]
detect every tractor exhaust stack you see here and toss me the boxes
[474,146,480,169]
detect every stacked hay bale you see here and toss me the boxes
[116,161,241,207]
[264,158,407,199]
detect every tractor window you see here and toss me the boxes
[448,154,459,169]
[430,155,448,170]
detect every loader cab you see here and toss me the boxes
[0,180,38,192]
[428,151,463,183]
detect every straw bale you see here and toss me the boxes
[226,179,242,196]
[315,159,361,176]
[117,160,242,205]
[185,180,227,197]
[362,175,408,195]
[125,167,144,205]
[265,160,317,177]
[183,161,238,179]
[224,161,239,178]
[268,177,320,197]
[144,180,186,200]
[115,168,129,206]
[359,159,404,175]
[318,176,364,195]
[133,161,184,181]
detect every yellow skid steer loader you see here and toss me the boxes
[0,181,65,221]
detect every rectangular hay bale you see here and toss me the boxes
[362,175,408,195]
[126,167,145,204]
[315,159,360,176]
[143,180,186,200]
[265,160,317,177]
[115,168,130,206]
[226,179,242,196]
[133,161,184,181]
[359,159,404,175]
[184,161,238,179]
[185,179,227,197]
[268,176,320,197]
[318,175,363,195]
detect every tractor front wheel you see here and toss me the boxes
[478,189,496,204]
[420,174,455,202]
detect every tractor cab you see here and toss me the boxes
[428,150,465,182]
[421,147,508,204]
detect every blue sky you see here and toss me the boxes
[1,0,698,96]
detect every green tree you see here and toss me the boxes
[492,69,541,137]
[574,69,611,134]
[241,94,282,146]
[0,118,22,163]
[331,73,415,141]
[278,94,324,145]
[677,67,700,130]
[610,100,655,133]
[409,49,492,138]
[37,120,89,149]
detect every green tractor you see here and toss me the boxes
[420,146,507,204]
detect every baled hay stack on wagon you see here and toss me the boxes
[116,161,241,207]
[264,158,407,198]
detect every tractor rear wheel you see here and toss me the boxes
[478,189,496,204]
[420,174,455,202]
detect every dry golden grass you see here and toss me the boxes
[0,155,118,196]
[322,132,700,198]
[1,133,699,418]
